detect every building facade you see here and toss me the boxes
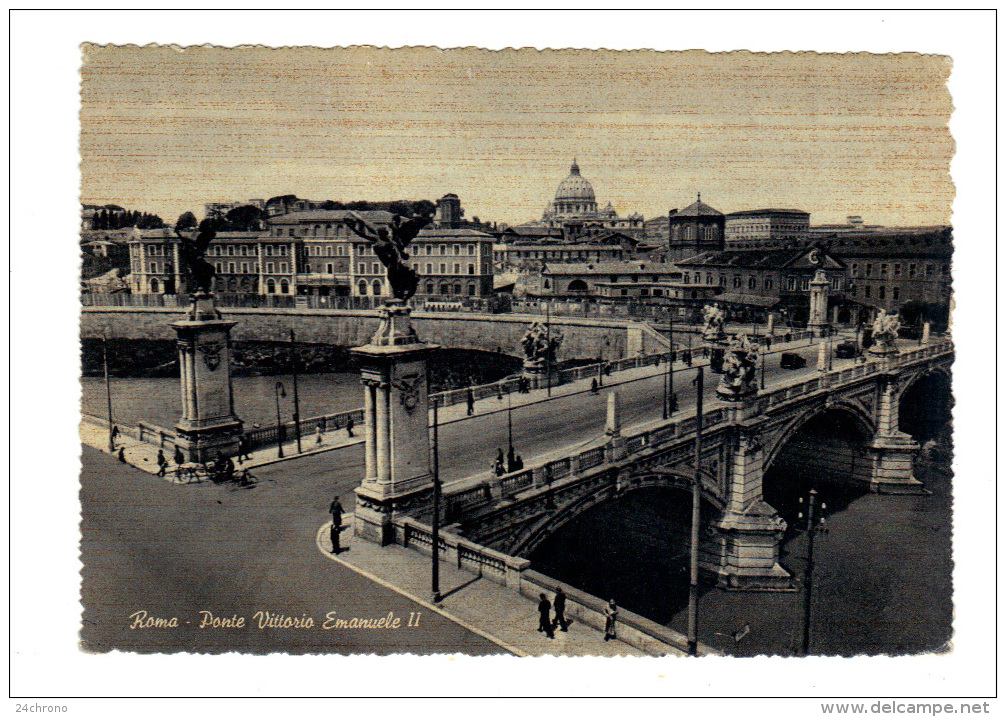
[818,226,952,325]
[724,208,811,249]
[676,246,846,324]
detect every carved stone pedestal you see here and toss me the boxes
[171,296,242,463]
[352,303,440,545]
[867,432,926,494]
[704,501,793,591]
[521,358,549,390]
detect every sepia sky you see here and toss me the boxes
[80,46,954,227]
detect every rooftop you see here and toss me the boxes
[725,208,811,218]
[543,260,669,275]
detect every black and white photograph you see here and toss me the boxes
[8,8,996,710]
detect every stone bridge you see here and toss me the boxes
[417,339,953,592]
[79,305,669,362]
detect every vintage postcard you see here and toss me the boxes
[75,44,958,662]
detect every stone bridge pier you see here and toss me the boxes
[700,364,934,591]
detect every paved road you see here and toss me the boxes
[257,335,850,486]
[79,334,852,654]
[79,446,503,655]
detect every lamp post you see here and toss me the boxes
[274,381,287,458]
[687,365,704,656]
[290,329,302,454]
[797,488,828,656]
[102,334,114,452]
[431,396,442,603]
[545,301,552,397]
[507,388,515,464]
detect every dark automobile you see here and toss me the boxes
[780,352,807,369]
[835,340,860,359]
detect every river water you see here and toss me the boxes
[529,436,953,656]
[81,372,361,429]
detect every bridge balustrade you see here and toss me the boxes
[576,446,605,472]
[399,517,529,588]
[500,469,534,496]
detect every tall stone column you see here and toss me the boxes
[704,419,792,591]
[171,296,243,463]
[353,301,440,545]
[808,269,830,336]
[866,372,925,494]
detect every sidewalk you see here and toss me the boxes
[78,420,364,482]
[316,519,651,657]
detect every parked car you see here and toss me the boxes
[780,352,807,370]
[835,340,860,359]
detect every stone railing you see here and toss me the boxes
[241,408,364,451]
[397,516,530,589]
[81,413,141,441]
[518,569,718,656]
[393,512,715,655]
[136,421,178,449]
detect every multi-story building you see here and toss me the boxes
[539,260,679,299]
[667,195,726,262]
[724,208,811,249]
[676,246,846,323]
[408,227,495,299]
[816,226,952,325]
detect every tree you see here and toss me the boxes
[176,212,198,230]
[222,204,266,232]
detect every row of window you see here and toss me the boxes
[496,250,624,260]
[414,243,480,257]
[421,281,479,297]
[850,261,946,279]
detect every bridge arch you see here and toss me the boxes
[897,367,952,442]
[763,402,876,526]
[512,469,723,558]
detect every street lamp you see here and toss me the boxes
[274,381,287,458]
[102,334,115,452]
[797,488,829,656]
[507,388,515,469]
[290,329,302,454]
[431,395,442,603]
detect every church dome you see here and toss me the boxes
[554,160,596,202]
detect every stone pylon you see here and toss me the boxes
[353,301,440,545]
[171,295,242,463]
[808,269,831,336]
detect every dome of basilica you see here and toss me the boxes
[554,160,596,202]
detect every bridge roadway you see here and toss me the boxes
[255,331,860,491]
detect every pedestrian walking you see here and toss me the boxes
[346,415,355,438]
[329,496,344,554]
[497,384,504,401]
[603,599,618,641]
[315,423,324,446]
[552,586,569,632]
[537,593,555,639]
[117,447,126,463]
[466,387,475,416]
[173,445,184,465]
[110,424,119,449]
[591,377,599,394]
[507,445,517,473]
[156,449,167,477]
[494,448,505,477]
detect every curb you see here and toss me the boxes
[314,522,529,657]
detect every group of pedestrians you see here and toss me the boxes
[492,447,524,477]
[537,589,618,642]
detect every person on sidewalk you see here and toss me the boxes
[110,424,119,450]
[156,449,167,477]
[591,377,599,394]
[507,445,517,473]
[537,593,555,639]
[173,445,184,466]
[552,586,569,632]
[329,496,344,554]
[494,448,505,477]
[117,447,126,463]
[315,423,324,446]
[466,387,475,416]
[346,415,355,438]
[603,599,618,642]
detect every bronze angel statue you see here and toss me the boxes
[174,217,218,297]
[343,207,435,302]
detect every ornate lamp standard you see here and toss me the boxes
[797,488,829,656]
[274,381,287,458]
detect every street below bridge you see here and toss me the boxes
[80,331,915,654]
